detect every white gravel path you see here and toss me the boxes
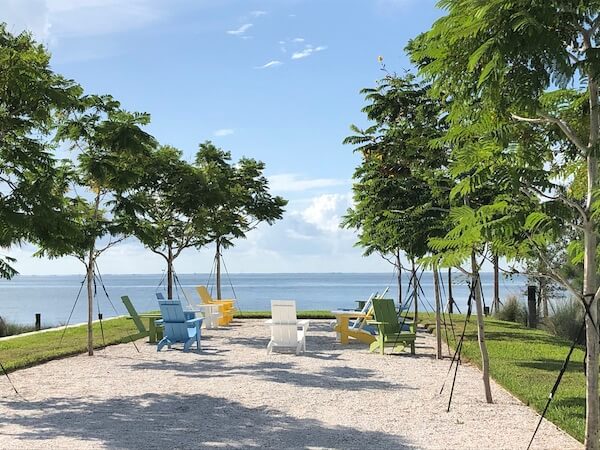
[0,320,582,449]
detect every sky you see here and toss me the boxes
[1,0,444,275]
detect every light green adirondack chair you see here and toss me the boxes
[368,298,416,355]
[121,295,164,342]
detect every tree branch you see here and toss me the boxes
[520,184,587,221]
[526,236,583,301]
[511,112,587,152]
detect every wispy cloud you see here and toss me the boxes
[255,60,283,69]
[3,0,170,41]
[214,128,234,137]
[227,23,253,35]
[250,10,267,17]
[268,174,349,192]
[291,45,327,60]
[292,37,305,43]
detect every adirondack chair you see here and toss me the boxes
[156,300,203,352]
[195,286,235,326]
[368,298,416,355]
[121,296,148,338]
[265,300,309,355]
[121,295,163,342]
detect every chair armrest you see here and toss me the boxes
[297,319,310,331]
[185,318,203,326]
[367,320,387,325]
[155,319,164,325]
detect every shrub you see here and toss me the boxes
[0,316,37,338]
[542,299,585,344]
[494,295,528,325]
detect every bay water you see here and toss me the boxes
[0,272,528,327]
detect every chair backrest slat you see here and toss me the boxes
[372,298,400,334]
[121,296,147,333]
[270,300,298,346]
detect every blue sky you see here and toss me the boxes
[3,0,444,275]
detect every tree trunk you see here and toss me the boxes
[167,245,174,300]
[541,279,549,318]
[434,266,442,359]
[493,254,500,313]
[471,250,493,403]
[216,239,222,300]
[448,268,454,313]
[412,258,418,324]
[584,154,599,450]
[396,250,402,307]
[86,252,95,357]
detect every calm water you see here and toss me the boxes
[0,272,528,327]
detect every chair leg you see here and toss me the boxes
[157,337,170,352]
[267,340,273,354]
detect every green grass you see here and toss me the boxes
[234,310,335,319]
[420,313,585,443]
[0,318,140,373]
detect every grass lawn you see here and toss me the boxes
[235,310,335,319]
[0,318,141,373]
[419,313,585,443]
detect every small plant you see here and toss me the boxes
[494,295,528,325]
[542,299,584,345]
[0,316,38,338]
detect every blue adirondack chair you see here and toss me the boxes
[155,300,203,352]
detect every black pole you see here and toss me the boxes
[527,285,537,328]
[35,313,41,331]
[447,268,454,314]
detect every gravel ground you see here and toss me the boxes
[0,319,582,449]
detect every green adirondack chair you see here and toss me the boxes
[121,295,163,342]
[368,298,416,355]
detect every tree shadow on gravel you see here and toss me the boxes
[0,393,412,449]
[128,356,408,392]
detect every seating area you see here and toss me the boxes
[122,289,416,356]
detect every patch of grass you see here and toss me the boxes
[420,312,585,443]
[494,295,528,325]
[0,318,140,373]
[235,310,335,319]
[541,299,584,344]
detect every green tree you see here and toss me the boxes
[0,24,81,277]
[410,2,600,445]
[194,142,287,298]
[39,96,156,356]
[343,73,450,312]
[116,145,211,299]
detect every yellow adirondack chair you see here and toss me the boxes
[195,286,235,326]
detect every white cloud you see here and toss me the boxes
[292,37,304,43]
[214,128,234,137]
[301,194,351,233]
[268,174,349,193]
[2,0,177,42]
[291,45,327,60]
[227,23,253,35]
[250,10,267,17]
[255,60,283,69]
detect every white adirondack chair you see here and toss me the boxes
[265,300,310,355]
